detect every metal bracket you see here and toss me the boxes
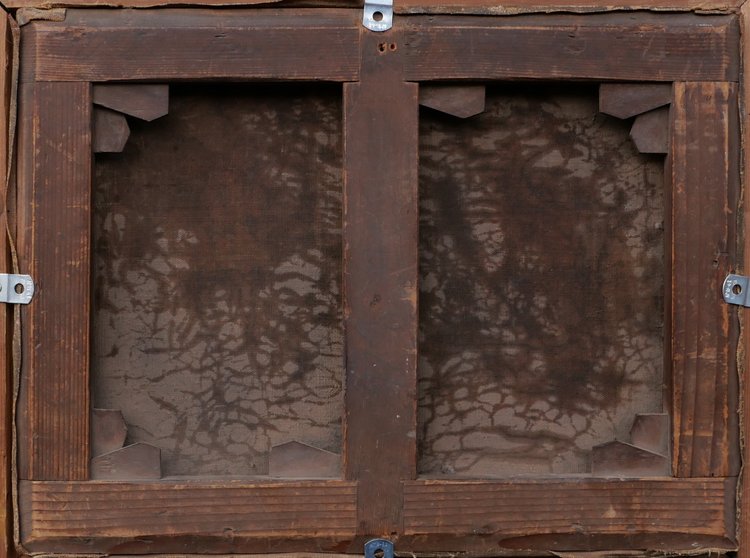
[365,539,394,558]
[363,0,393,32]
[723,274,750,307]
[0,274,35,304]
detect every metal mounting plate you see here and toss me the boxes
[0,274,34,304]
[723,274,750,307]
[363,0,393,32]
[365,539,394,558]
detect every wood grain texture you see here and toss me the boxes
[401,478,737,552]
[395,0,742,12]
[20,9,359,82]
[20,480,357,553]
[741,8,750,558]
[404,14,739,82]
[16,82,91,481]
[343,28,418,537]
[1,0,741,11]
[671,82,739,478]
[0,12,12,558]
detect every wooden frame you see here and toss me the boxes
[13,7,741,556]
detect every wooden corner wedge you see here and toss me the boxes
[93,107,130,153]
[630,413,669,456]
[268,441,340,478]
[592,440,669,477]
[630,106,670,154]
[90,442,161,480]
[419,84,485,118]
[91,408,127,457]
[599,83,672,120]
[93,84,169,122]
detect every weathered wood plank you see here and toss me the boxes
[741,9,750,558]
[671,82,739,478]
[343,28,418,536]
[16,82,91,480]
[401,478,737,552]
[20,9,360,82]
[404,14,739,82]
[93,84,169,122]
[2,0,742,11]
[20,480,357,553]
[395,0,742,13]
[0,12,13,558]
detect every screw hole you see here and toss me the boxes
[373,10,383,21]
[389,43,397,51]
[733,283,743,295]
[378,42,387,53]
[14,283,24,295]
[374,550,385,558]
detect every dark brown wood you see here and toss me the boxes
[599,83,672,120]
[401,478,737,552]
[0,12,13,558]
[91,443,162,480]
[630,106,670,154]
[343,28,418,537]
[591,441,669,476]
[93,107,130,153]
[630,413,669,455]
[21,9,360,82]
[16,81,92,481]
[741,8,750,558]
[10,8,744,557]
[404,14,739,82]
[93,84,169,122]
[419,84,485,118]
[396,0,741,12]
[671,82,739,478]
[269,441,340,478]
[20,480,358,553]
[8,0,283,7]
[91,409,127,457]
[2,0,742,11]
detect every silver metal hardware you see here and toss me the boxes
[723,274,750,307]
[365,539,394,558]
[363,0,393,32]
[0,274,34,304]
